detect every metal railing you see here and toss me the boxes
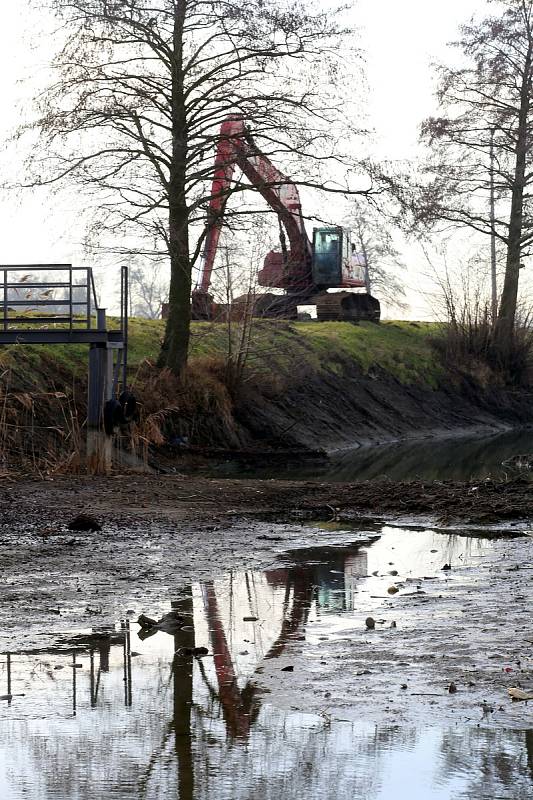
[0,263,105,331]
[0,264,129,395]
[0,264,128,336]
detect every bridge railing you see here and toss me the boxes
[0,264,128,334]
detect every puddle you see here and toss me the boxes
[0,528,531,799]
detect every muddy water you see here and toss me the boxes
[212,428,533,482]
[0,529,531,799]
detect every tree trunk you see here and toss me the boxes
[160,213,191,374]
[159,0,191,375]
[494,48,532,359]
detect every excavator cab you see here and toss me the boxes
[311,227,380,322]
[312,227,366,288]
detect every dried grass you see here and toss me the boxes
[0,368,85,476]
[0,340,256,475]
[129,356,244,451]
[430,260,533,387]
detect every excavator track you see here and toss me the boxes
[314,291,381,323]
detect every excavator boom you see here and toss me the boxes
[195,116,312,298]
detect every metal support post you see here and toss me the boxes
[97,308,107,331]
[87,340,114,475]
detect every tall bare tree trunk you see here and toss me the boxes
[159,0,191,375]
[495,47,532,359]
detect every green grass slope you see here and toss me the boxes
[0,318,443,390]
[188,319,442,387]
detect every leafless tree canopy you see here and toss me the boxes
[419,2,532,246]
[22,0,371,371]
[418,0,533,351]
[129,263,168,318]
[350,202,407,311]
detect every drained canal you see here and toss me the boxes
[211,428,533,483]
[0,526,531,799]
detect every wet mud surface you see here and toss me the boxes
[0,475,532,797]
[3,472,533,528]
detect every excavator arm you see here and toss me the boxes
[194,116,313,299]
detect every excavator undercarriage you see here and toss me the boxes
[313,291,381,322]
[225,290,381,323]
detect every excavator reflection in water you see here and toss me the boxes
[143,543,371,799]
[173,543,370,747]
[4,540,531,800]
[0,542,369,799]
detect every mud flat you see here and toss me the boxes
[3,473,533,528]
[0,474,532,798]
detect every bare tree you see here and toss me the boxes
[129,263,168,319]
[418,0,533,358]
[350,203,407,311]
[22,0,371,374]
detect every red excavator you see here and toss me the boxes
[192,115,380,322]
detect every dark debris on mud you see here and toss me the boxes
[278,475,533,524]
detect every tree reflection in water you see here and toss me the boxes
[0,543,532,799]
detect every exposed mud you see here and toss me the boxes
[4,473,533,531]
[0,472,532,657]
[236,361,533,452]
[0,510,532,799]
[254,528,533,732]
[1,464,533,800]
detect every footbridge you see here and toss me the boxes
[0,264,129,473]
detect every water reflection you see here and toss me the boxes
[0,534,531,799]
[210,428,533,483]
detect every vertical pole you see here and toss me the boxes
[90,649,96,708]
[97,308,106,331]
[3,270,7,331]
[6,652,11,706]
[123,266,128,392]
[122,621,128,707]
[69,265,73,333]
[87,308,113,474]
[122,619,132,707]
[490,128,498,322]
[87,268,91,330]
[72,651,77,717]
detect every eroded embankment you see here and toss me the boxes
[235,360,533,453]
[166,319,533,454]
[1,319,533,470]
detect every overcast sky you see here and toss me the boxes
[360,0,486,160]
[0,0,492,317]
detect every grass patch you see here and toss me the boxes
[188,319,444,387]
[0,318,444,391]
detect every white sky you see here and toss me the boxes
[0,0,492,317]
[359,0,486,160]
